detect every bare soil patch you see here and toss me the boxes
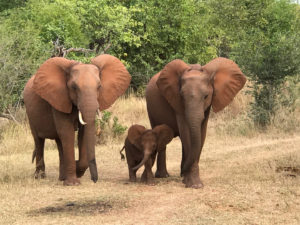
[28,199,113,216]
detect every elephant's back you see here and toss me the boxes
[146,73,179,136]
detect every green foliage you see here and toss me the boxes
[231,0,300,127]
[0,0,26,13]
[0,0,299,129]
[100,111,112,130]
[28,0,87,47]
[210,0,300,127]
[278,75,300,112]
[95,111,127,141]
[112,116,127,137]
[0,19,50,111]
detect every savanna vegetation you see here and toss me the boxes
[0,0,299,126]
[0,0,300,224]
[0,96,300,224]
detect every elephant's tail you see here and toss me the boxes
[32,149,36,163]
[120,146,125,160]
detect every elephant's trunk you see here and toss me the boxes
[132,151,151,171]
[79,95,99,183]
[181,105,204,175]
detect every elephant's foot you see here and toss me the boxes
[129,169,137,182]
[76,160,88,178]
[58,173,65,181]
[129,177,136,182]
[183,175,203,189]
[63,176,81,186]
[146,177,155,186]
[58,165,65,181]
[34,170,46,179]
[141,176,155,185]
[183,163,204,189]
[155,170,169,178]
[141,170,155,185]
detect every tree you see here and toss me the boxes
[231,0,300,126]
[209,0,300,126]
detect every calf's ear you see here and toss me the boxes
[127,124,146,149]
[153,124,174,151]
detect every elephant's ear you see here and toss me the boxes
[153,124,174,151]
[127,125,146,149]
[203,57,247,113]
[91,54,131,111]
[33,57,77,113]
[156,59,189,114]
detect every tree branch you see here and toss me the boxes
[52,37,112,57]
[0,110,20,124]
[64,47,94,56]
[100,42,112,54]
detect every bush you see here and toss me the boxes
[230,0,300,127]
[95,111,127,144]
[0,20,51,112]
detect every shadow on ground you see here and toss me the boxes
[28,200,113,216]
[276,166,300,178]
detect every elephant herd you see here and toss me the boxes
[23,54,246,189]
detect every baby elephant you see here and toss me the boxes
[120,124,174,184]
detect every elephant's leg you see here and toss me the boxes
[60,134,79,186]
[142,158,155,185]
[184,162,203,189]
[181,144,188,184]
[142,153,156,180]
[181,143,185,175]
[181,139,203,188]
[184,144,204,188]
[128,167,137,182]
[53,110,80,186]
[141,169,146,182]
[184,110,210,188]
[155,147,169,178]
[76,126,88,178]
[34,137,45,179]
[55,138,65,181]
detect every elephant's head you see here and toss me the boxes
[156,57,246,174]
[32,54,131,182]
[127,124,174,171]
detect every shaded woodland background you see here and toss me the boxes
[0,0,299,127]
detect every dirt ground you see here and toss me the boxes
[0,132,299,225]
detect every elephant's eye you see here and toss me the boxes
[204,95,208,100]
[97,84,101,90]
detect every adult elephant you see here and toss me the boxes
[23,54,131,186]
[146,57,246,188]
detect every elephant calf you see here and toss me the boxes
[120,124,173,184]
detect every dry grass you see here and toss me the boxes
[0,93,300,225]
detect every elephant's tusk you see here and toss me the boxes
[78,111,87,125]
